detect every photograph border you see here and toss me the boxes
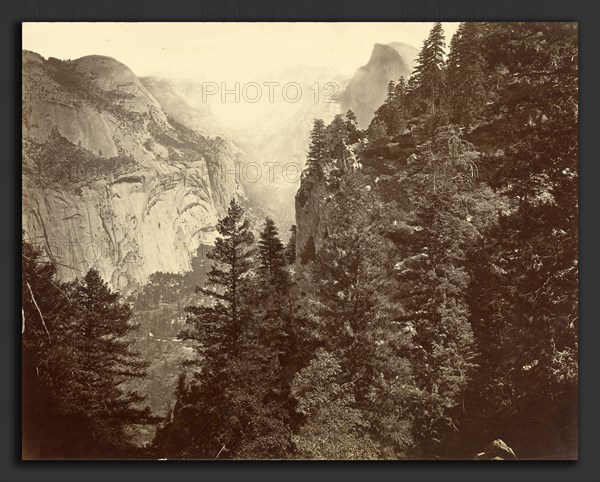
[2,0,599,480]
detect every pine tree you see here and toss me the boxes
[68,269,155,452]
[394,76,407,100]
[446,23,487,129]
[22,239,71,458]
[294,177,417,458]
[257,218,289,290]
[162,199,274,458]
[386,79,396,100]
[306,118,327,176]
[404,74,420,114]
[183,198,254,363]
[250,218,300,457]
[22,239,154,458]
[412,22,446,115]
[445,23,465,103]
[326,113,348,166]
[383,125,506,456]
[462,22,578,458]
[345,110,361,144]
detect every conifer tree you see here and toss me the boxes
[345,110,361,144]
[23,239,154,458]
[160,199,297,459]
[306,118,327,176]
[182,198,255,364]
[326,113,348,165]
[404,74,420,114]
[22,239,72,458]
[412,22,446,115]
[463,22,578,458]
[386,79,396,100]
[294,178,417,458]
[68,269,155,451]
[388,126,500,456]
[394,76,407,100]
[257,218,289,290]
[446,22,487,129]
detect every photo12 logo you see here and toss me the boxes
[201,81,340,104]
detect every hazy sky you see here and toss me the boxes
[24,23,459,82]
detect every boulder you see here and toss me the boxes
[476,439,517,460]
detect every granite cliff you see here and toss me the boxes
[22,50,246,291]
[339,42,418,128]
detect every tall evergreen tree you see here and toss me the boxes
[167,198,256,458]
[404,74,420,115]
[326,113,349,167]
[345,110,361,144]
[306,118,327,176]
[412,22,446,115]
[394,76,407,100]
[22,239,154,458]
[388,126,502,455]
[446,23,487,129]
[22,239,72,458]
[293,177,417,458]
[158,201,296,459]
[67,269,155,452]
[386,79,396,100]
[194,198,255,352]
[252,218,299,456]
[257,218,289,290]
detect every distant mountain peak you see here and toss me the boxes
[339,42,418,128]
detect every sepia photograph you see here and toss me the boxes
[21,21,578,460]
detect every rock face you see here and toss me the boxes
[22,50,245,291]
[339,42,418,129]
[295,147,361,263]
[476,439,517,460]
[295,174,331,264]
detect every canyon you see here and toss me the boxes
[23,42,417,290]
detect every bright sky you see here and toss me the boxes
[23,22,459,82]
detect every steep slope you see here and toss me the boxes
[22,50,245,291]
[339,42,418,128]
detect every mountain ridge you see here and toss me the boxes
[22,50,245,291]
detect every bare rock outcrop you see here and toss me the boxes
[22,50,245,290]
[476,439,517,460]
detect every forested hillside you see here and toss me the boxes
[22,22,577,460]
[293,21,578,459]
